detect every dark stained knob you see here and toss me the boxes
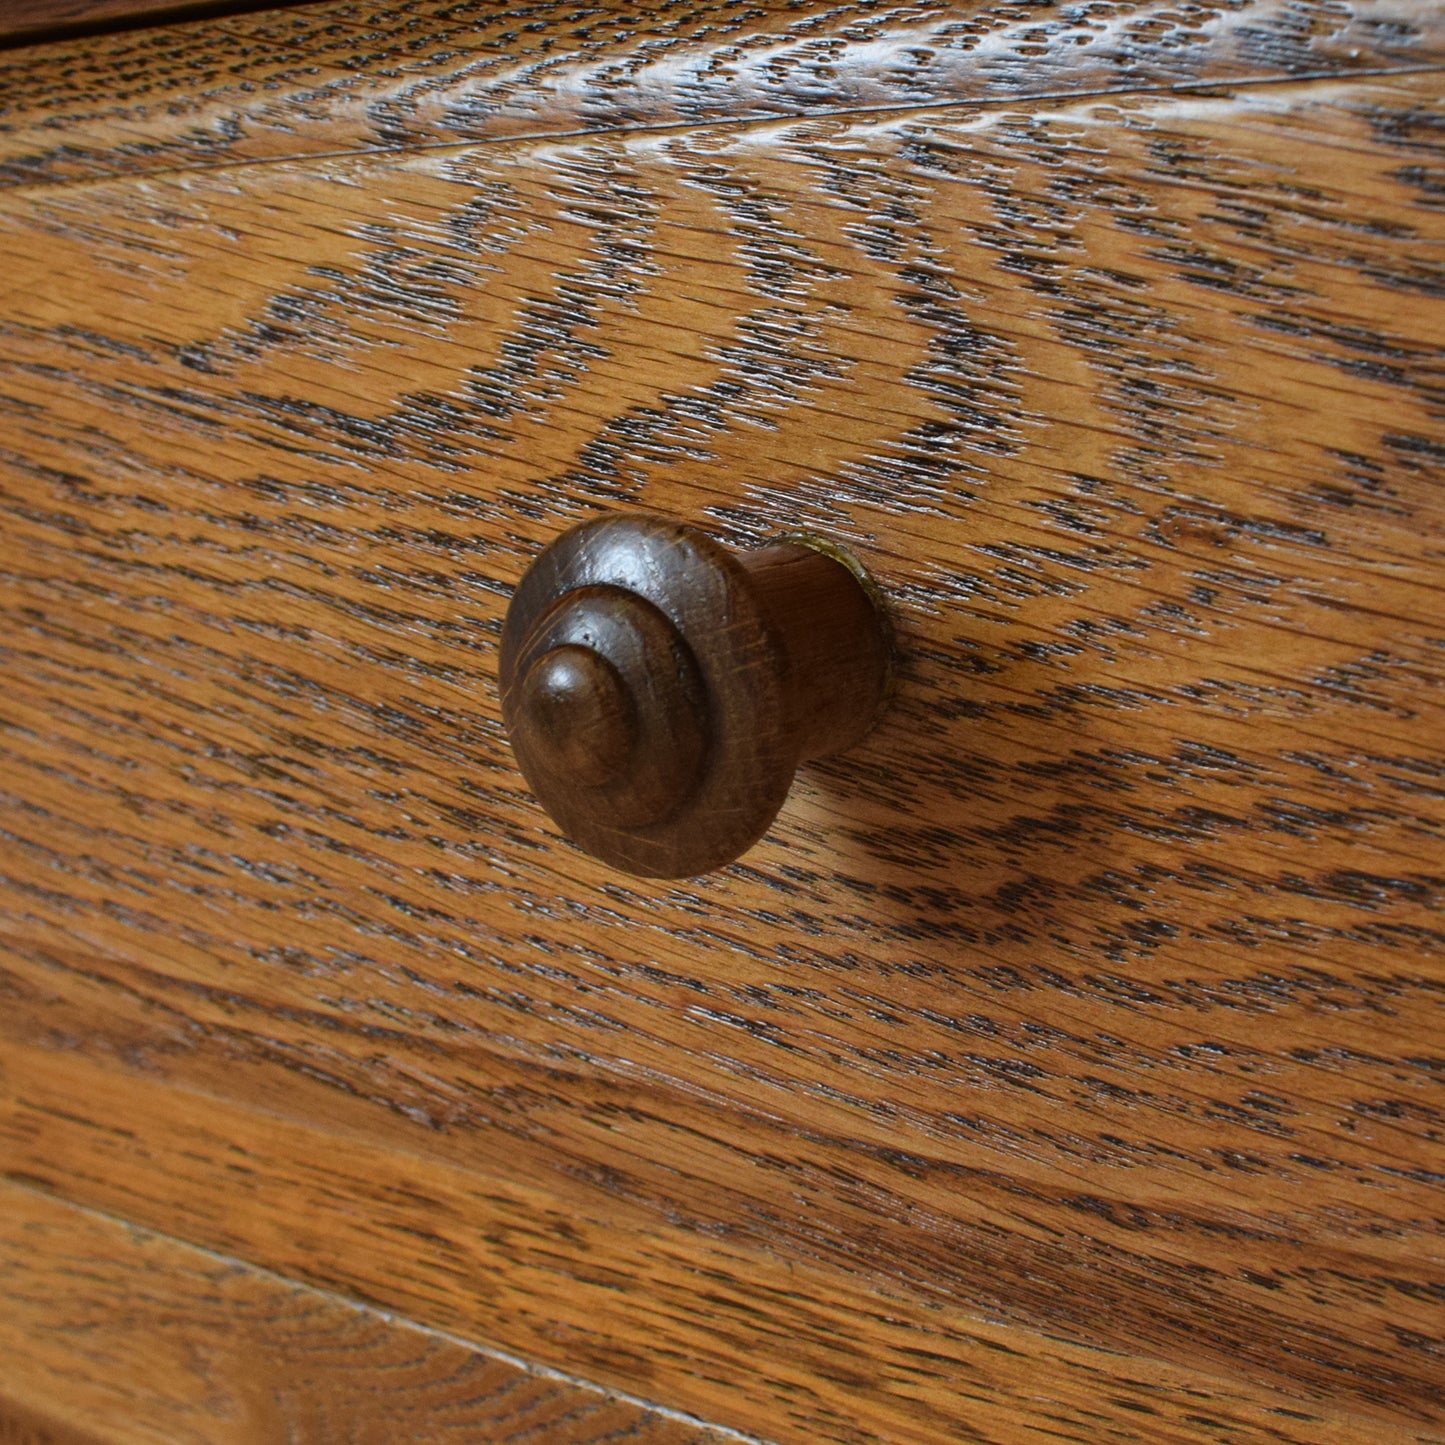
[499,513,892,878]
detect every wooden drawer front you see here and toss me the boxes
[0,1177,732,1445]
[0,3,1441,1441]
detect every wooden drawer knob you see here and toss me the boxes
[500,513,891,878]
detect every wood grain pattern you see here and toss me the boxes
[0,1177,745,1445]
[10,1033,1439,1445]
[0,0,1441,186]
[0,6,1442,1442]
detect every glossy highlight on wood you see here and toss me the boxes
[500,515,891,877]
[0,0,1442,1441]
[1,0,1442,187]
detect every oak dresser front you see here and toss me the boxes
[0,1,1441,1441]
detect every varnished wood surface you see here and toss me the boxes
[0,2,1442,1440]
[0,1178,743,1445]
[11,1036,1438,1445]
[0,0,1442,186]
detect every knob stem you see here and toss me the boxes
[742,541,891,762]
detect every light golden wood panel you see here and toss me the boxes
[0,1176,746,1445]
[0,32,1441,1445]
[7,1037,1438,1445]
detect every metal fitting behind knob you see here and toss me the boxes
[499,512,891,878]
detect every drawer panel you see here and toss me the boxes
[0,14,1441,1442]
[0,1176,733,1445]
[2,0,1441,185]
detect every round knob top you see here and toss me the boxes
[500,513,890,878]
[516,645,634,789]
[504,580,710,833]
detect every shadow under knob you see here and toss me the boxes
[499,513,891,878]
